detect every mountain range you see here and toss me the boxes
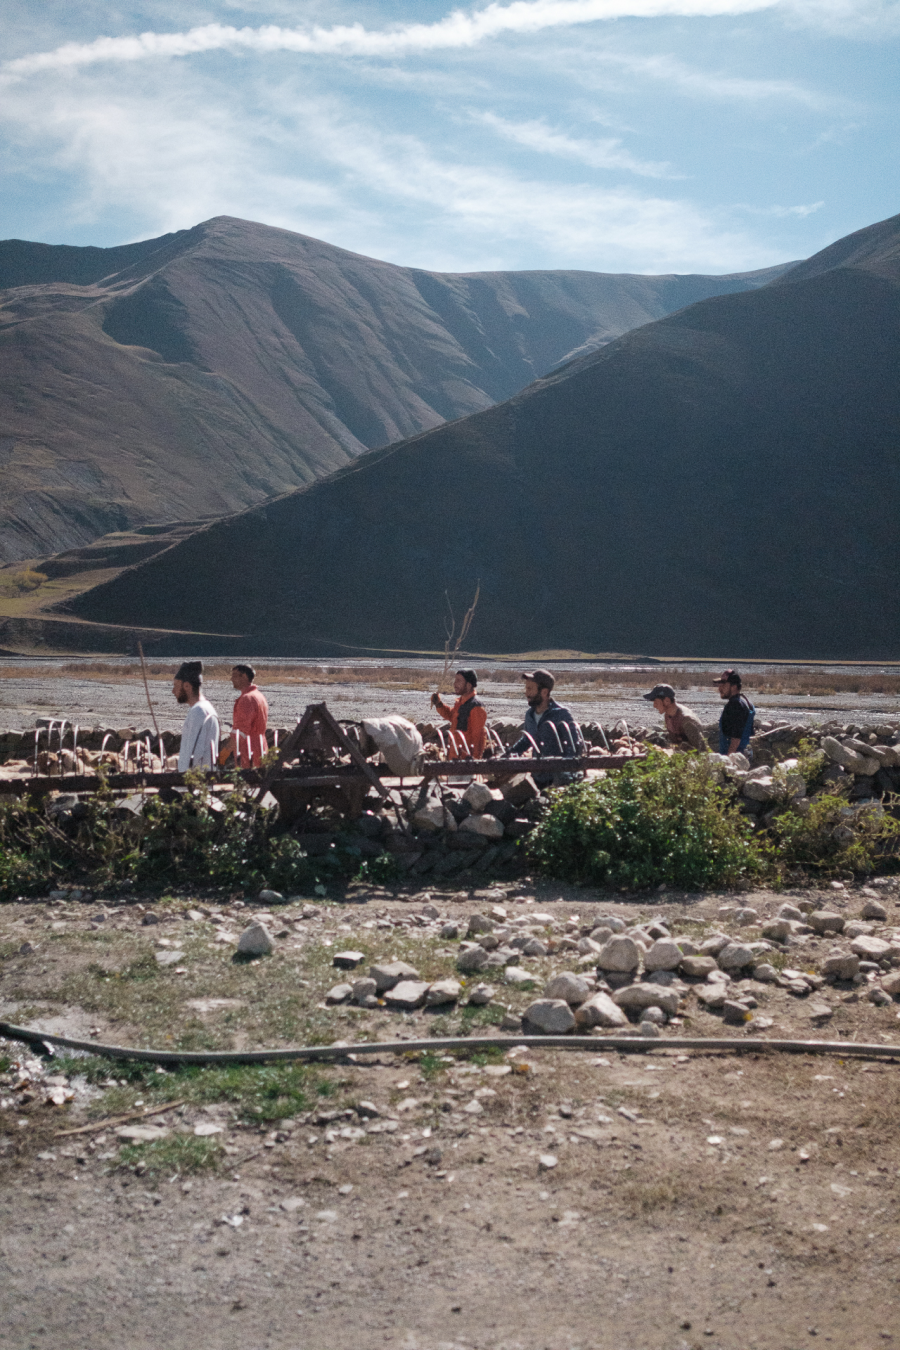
[67,211,900,661]
[0,217,788,564]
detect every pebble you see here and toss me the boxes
[371,961,420,991]
[384,980,430,1010]
[538,1154,558,1170]
[325,983,353,1004]
[504,966,536,986]
[154,950,185,966]
[466,982,495,1005]
[425,978,462,1006]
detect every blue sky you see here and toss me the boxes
[2,1,898,273]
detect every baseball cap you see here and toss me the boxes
[643,684,676,701]
[713,669,742,687]
[456,668,478,687]
[522,668,555,691]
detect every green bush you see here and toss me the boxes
[0,773,359,899]
[766,791,900,878]
[526,751,763,890]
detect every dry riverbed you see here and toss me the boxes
[2,878,900,1349]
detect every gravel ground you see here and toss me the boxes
[2,879,900,1348]
[1,659,899,734]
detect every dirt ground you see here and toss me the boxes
[2,878,900,1350]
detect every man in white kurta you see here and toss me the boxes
[172,661,219,771]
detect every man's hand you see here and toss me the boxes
[430,692,441,708]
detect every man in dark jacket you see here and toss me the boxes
[508,669,584,785]
[715,669,755,756]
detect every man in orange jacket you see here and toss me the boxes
[430,668,487,759]
[220,664,269,767]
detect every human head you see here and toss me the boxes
[453,668,477,696]
[231,663,256,692]
[522,668,554,708]
[173,659,202,705]
[713,669,742,699]
[643,682,676,714]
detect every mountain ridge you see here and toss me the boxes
[66,210,900,661]
[0,214,794,563]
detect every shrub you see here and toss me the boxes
[766,791,900,878]
[526,750,762,890]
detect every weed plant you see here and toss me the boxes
[0,771,360,899]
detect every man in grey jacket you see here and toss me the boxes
[508,669,584,786]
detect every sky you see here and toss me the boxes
[1,0,898,274]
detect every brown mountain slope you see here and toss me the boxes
[68,212,900,661]
[0,215,792,562]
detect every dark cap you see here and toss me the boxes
[713,669,742,687]
[643,684,676,701]
[522,668,555,691]
[456,668,478,687]
[174,660,203,685]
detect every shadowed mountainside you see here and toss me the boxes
[0,215,791,562]
[68,213,900,661]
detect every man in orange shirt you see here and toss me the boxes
[222,664,269,767]
[430,668,487,759]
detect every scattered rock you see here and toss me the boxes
[822,952,860,981]
[761,919,792,943]
[596,935,641,972]
[425,978,462,1006]
[679,954,718,979]
[522,937,548,956]
[716,943,755,972]
[237,923,274,958]
[456,945,490,974]
[332,950,365,969]
[613,984,679,1016]
[371,961,420,991]
[640,1006,667,1026]
[466,913,494,936]
[538,1153,558,1171]
[752,963,778,982]
[385,980,431,1010]
[808,1003,833,1020]
[466,983,494,1005]
[722,999,752,1024]
[643,938,683,972]
[809,910,845,936]
[861,899,888,921]
[505,966,536,986]
[155,950,185,966]
[325,983,353,1004]
[850,936,892,960]
[881,971,900,998]
[543,972,592,1005]
[522,998,576,1034]
[573,990,628,1029]
[258,889,284,905]
[352,977,378,1005]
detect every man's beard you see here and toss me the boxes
[527,695,543,710]
[175,690,189,705]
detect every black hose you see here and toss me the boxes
[1,1021,898,1066]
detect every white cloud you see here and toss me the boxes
[472,111,683,177]
[2,0,783,81]
[735,200,825,215]
[0,69,779,272]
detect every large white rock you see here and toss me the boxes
[573,990,628,1029]
[596,935,641,972]
[523,998,576,1033]
[385,980,430,1009]
[370,961,420,991]
[850,935,892,960]
[643,939,683,972]
[679,954,718,979]
[237,922,274,957]
[463,782,504,811]
[412,801,457,832]
[460,813,505,839]
[822,951,860,981]
[425,978,462,1006]
[821,737,880,777]
[716,942,755,972]
[543,972,592,1005]
[456,944,490,974]
[613,984,679,1017]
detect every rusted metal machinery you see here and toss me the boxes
[0,702,642,817]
